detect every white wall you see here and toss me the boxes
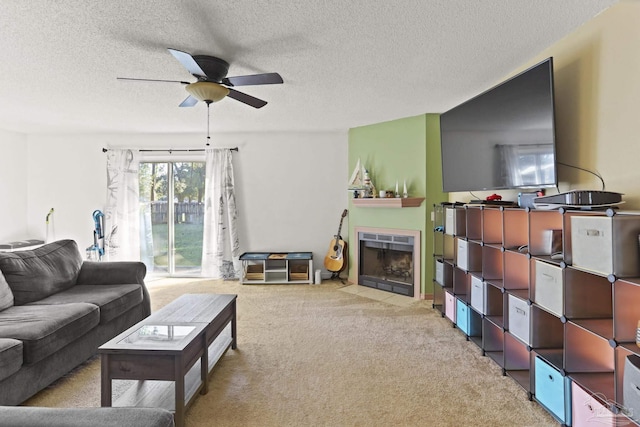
[0,129,28,242]
[23,131,348,274]
[26,134,107,246]
[212,132,348,261]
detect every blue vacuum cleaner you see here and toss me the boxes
[86,210,104,260]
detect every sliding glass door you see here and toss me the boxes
[139,161,205,276]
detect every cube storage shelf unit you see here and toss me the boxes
[239,252,313,284]
[432,203,640,426]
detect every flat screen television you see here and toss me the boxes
[440,57,557,193]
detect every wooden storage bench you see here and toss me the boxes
[239,252,313,284]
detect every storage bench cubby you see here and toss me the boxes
[504,331,531,394]
[529,305,564,350]
[483,318,504,368]
[484,282,505,328]
[481,245,503,284]
[452,268,470,303]
[614,278,640,342]
[504,251,529,291]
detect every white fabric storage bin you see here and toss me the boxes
[571,215,640,278]
[534,260,563,317]
[457,238,468,271]
[445,208,454,235]
[445,207,465,236]
[435,259,444,285]
[470,275,485,314]
[508,294,530,345]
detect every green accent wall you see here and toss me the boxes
[347,114,446,297]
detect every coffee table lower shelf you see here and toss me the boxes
[112,329,233,411]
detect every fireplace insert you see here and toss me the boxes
[358,231,415,297]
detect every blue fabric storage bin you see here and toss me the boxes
[456,298,469,335]
[535,356,571,425]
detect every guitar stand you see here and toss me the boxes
[328,271,346,285]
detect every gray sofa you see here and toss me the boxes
[0,239,151,406]
[0,406,174,427]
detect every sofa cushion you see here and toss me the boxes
[28,284,143,324]
[0,303,99,364]
[0,272,13,311]
[0,240,83,305]
[0,338,22,382]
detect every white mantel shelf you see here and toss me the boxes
[352,197,425,208]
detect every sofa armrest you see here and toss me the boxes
[76,261,151,316]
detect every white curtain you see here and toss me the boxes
[201,148,240,279]
[104,149,141,261]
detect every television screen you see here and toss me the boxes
[440,58,557,193]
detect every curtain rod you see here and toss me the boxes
[102,147,238,153]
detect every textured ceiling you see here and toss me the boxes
[0,0,619,135]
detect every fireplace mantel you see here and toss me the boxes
[352,197,425,208]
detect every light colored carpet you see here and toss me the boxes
[24,280,557,426]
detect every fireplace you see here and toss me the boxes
[355,227,420,298]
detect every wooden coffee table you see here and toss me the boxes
[99,294,237,427]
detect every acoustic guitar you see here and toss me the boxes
[324,209,348,273]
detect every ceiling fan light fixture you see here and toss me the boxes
[186,81,230,103]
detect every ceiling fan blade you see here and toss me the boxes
[117,77,190,85]
[179,95,199,107]
[168,48,207,78]
[222,72,283,87]
[226,88,267,108]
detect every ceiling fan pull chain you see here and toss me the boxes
[206,101,211,146]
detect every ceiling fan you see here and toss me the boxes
[118,48,283,109]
